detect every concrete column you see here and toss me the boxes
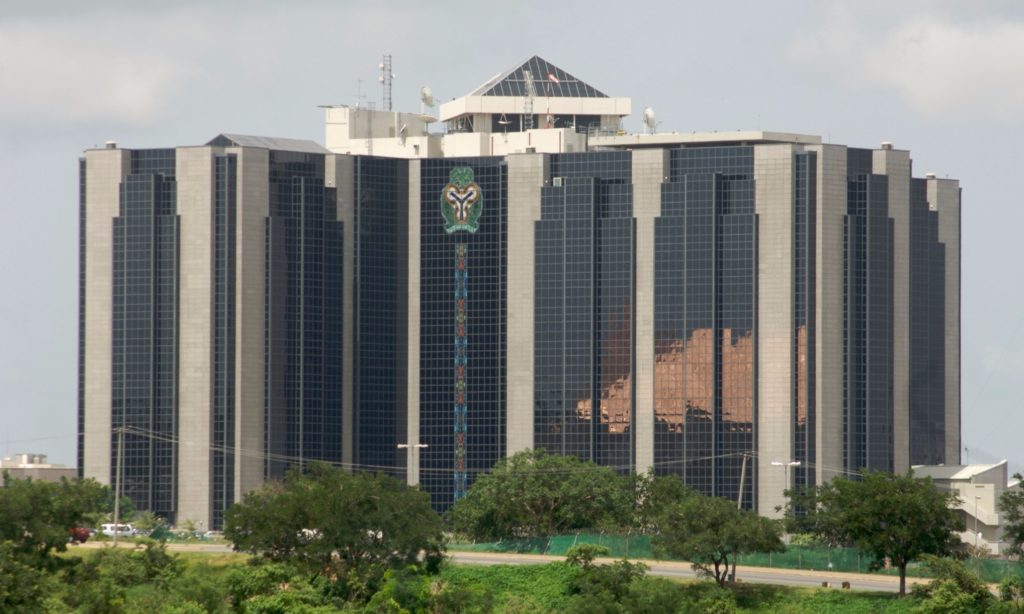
[505,153,548,455]
[232,147,268,498]
[809,144,847,485]
[326,155,356,467]
[82,148,129,486]
[405,160,422,485]
[755,144,795,516]
[873,148,911,473]
[631,149,668,474]
[175,147,214,528]
[930,178,961,463]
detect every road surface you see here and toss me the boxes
[448,550,913,593]
[77,540,914,593]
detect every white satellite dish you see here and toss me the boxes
[643,107,657,134]
[420,86,435,108]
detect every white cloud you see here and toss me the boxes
[789,6,1024,123]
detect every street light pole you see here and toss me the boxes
[397,443,428,486]
[771,460,802,496]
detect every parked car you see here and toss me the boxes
[100,523,135,537]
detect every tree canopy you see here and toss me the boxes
[224,462,444,598]
[999,472,1024,558]
[653,493,784,587]
[0,473,110,569]
[447,448,633,540]
[784,471,963,595]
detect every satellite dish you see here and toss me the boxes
[420,86,435,108]
[643,107,657,134]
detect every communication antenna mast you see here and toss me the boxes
[522,69,535,130]
[379,54,395,111]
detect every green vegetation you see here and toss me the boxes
[653,493,784,587]
[0,472,110,569]
[1001,473,1024,558]
[224,462,444,602]
[3,454,1017,611]
[447,448,632,540]
[782,471,964,595]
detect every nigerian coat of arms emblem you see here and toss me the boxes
[441,166,482,233]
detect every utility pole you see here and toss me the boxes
[736,453,749,509]
[113,426,125,546]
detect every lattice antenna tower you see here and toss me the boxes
[379,54,394,112]
[522,69,535,130]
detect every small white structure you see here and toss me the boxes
[914,461,1012,556]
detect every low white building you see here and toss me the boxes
[914,461,1012,556]
[0,453,77,483]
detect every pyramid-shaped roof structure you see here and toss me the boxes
[469,55,608,98]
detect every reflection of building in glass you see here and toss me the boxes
[80,57,961,525]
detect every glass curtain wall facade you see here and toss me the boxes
[419,157,507,510]
[908,178,946,465]
[653,147,757,507]
[78,160,87,478]
[263,152,344,479]
[793,152,817,490]
[211,154,237,529]
[843,150,894,473]
[354,157,408,478]
[111,149,179,518]
[534,152,635,470]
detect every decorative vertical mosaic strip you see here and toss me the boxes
[454,242,468,499]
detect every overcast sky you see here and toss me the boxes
[1,1,1021,475]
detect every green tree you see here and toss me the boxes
[447,448,632,540]
[0,473,109,569]
[911,555,992,612]
[1000,473,1024,558]
[653,493,784,587]
[224,462,444,600]
[788,471,963,596]
[632,471,695,534]
[0,542,52,613]
[998,575,1024,610]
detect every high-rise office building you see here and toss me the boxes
[80,57,960,527]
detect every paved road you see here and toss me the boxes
[77,540,913,593]
[448,550,912,593]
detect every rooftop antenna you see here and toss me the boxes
[522,69,535,130]
[379,54,394,111]
[643,107,658,135]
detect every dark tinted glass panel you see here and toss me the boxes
[654,146,756,509]
[264,152,344,479]
[535,151,634,471]
[111,149,179,520]
[355,157,408,477]
[908,178,946,464]
[843,168,894,473]
[419,158,507,511]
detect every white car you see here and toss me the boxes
[100,523,135,537]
